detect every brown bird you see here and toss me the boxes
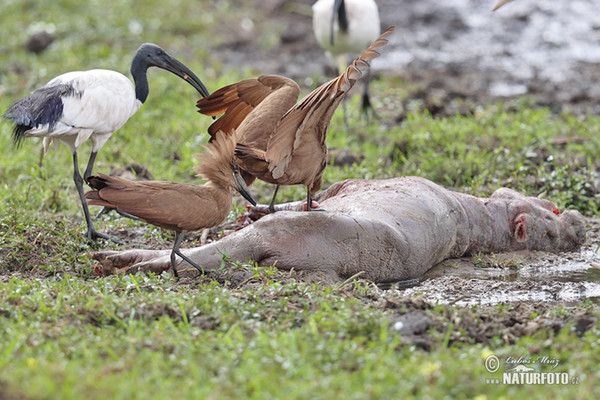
[84,132,256,278]
[196,26,395,212]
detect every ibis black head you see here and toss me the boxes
[331,0,349,46]
[131,43,210,102]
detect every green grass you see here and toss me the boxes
[1,274,599,399]
[1,1,600,399]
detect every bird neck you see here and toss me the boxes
[203,180,234,216]
[130,55,150,103]
[337,0,349,32]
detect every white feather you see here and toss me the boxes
[22,69,142,153]
[312,0,380,56]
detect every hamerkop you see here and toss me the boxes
[84,132,255,278]
[196,26,395,211]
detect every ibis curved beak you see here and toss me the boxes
[161,56,210,98]
[234,166,256,206]
[493,0,513,11]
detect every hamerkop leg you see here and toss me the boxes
[305,188,325,212]
[171,231,206,278]
[268,185,280,213]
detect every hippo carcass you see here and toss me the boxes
[92,177,586,283]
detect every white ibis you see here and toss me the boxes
[312,0,381,121]
[2,43,210,242]
[85,131,256,278]
[493,0,513,11]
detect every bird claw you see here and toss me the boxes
[303,200,322,211]
[87,228,121,244]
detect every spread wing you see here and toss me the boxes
[196,75,298,140]
[265,26,395,179]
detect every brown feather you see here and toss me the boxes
[85,133,240,233]
[194,27,394,204]
[266,26,395,182]
[197,76,298,139]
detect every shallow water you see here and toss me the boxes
[387,247,600,306]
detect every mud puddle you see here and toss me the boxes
[389,246,600,306]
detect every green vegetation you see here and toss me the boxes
[1,1,599,399]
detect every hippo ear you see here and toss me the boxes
[513,214,528,243]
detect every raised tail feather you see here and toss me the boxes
[335,26,395,94]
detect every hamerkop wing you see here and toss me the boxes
[85,174,221,232]
[265,26,395,181]
[197,75,301,186]
[197,75,300,141]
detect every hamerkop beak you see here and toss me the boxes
[234,166,257,206]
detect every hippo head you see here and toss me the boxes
[490,188,586,252]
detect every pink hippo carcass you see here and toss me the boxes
[92,177,586,283]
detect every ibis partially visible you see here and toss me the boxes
[493,0,513,11]
[2,43,210,241]
[312,0,381,119]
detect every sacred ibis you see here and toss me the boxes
[85,131,256,278]
[196,27,394,212]
[312,0,381,122]
[3,43,210,242]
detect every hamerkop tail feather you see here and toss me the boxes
[195,26,394,211]
[266,26,395,181]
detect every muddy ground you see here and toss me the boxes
[11,0,600,344]
[217,0,600,116]
[205,0,600,342]
[197,0,600,303]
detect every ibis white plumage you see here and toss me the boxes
[312,0,380,118]
[2,43,210,241]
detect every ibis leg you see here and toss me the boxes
[172,231,206,276]
[337,54,350,131]
[360,69,378,121]
[84,151,119,220]
[268,185,280,213]
[72,152,118,243]
[83,151,97,181]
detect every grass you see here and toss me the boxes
[1,0,600,399]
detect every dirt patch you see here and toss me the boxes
[381,295,597,349]
[215,0,600,117]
